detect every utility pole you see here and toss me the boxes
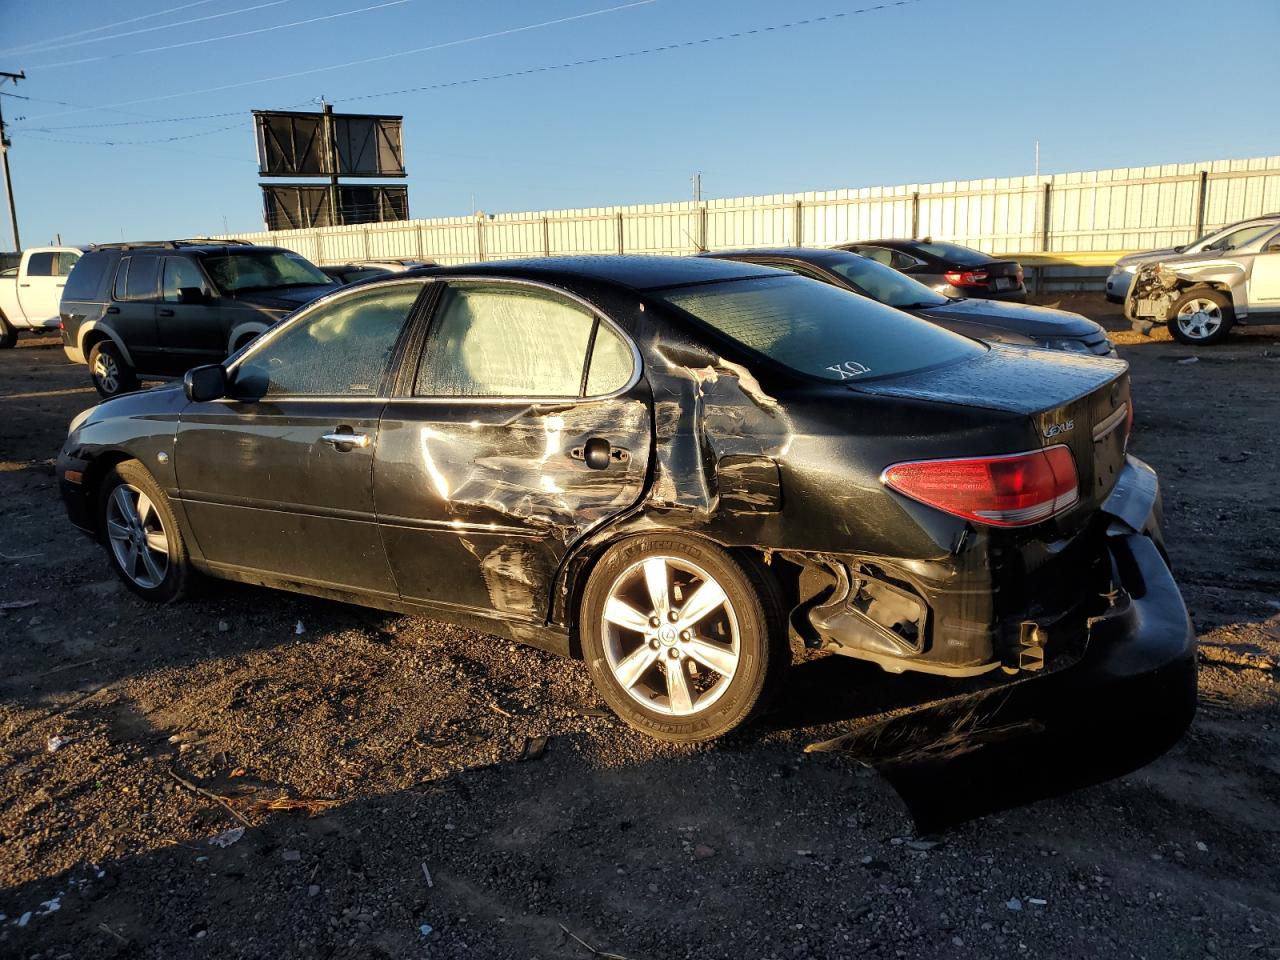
[691,171,702,203]
[321,100,342,228]
[0,69,25,252]
[1034,140,1040,178]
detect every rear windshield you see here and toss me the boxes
[201,249,333,293]
[827,255,948,308]
[654,275,983,382]
[63,252,112,301]
[914,241,991,266]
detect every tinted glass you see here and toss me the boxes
[236,283,421,397]
[913,241,990,266]
[416,284,596,398]
[63,253,110,300]
[1206,223,1274,251]
[827,254,947,308]
[54,252,80,276]
[655,274,983,382]
[202,249,333,293]
[26,252,54,277]
[162,257,211,302]
[124,255,159,301]
[855,245,895,267]
[585,322,634,395]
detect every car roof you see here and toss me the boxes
[405,255,779,291]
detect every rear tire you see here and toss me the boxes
[580,535,785,742]
[98,461,191,603]
[89,340,140,397]
[1168,288,1234,345]
[0,316,16,349]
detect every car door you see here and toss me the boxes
[16,250,79,326]
[1246,230,1280,311]
[375,279,651,622]
[174,279,427,596]
[156,255,223,374]
[109,255,162,369]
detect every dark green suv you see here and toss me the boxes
[60,240,337,397]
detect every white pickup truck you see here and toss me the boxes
[0,246,82,348]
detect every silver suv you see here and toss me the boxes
[1125,215,1280,344]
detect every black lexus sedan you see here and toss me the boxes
[837,238,1028,302]
[702,247,1114,357]
[58,256,1194,744]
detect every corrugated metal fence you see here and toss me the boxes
[218,155,1280,266]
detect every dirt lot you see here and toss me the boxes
[2,311,1278,960]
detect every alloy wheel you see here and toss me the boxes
[93,352,120,394]
[106,484,170,589]
[600,555,741,716]
[1175,298,1222,341]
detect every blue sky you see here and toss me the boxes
[2,0,1278,247]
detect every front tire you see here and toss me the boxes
[99,461,191,602]
[1168,288,1234,345]
[580,535,784,742]
[89,340,140,397]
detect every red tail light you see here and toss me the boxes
[882,446,1079,527]
[943,269,989,287]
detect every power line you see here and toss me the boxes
[30,0,411,71]
[7,0,293,59]
[17,0,659,122]
[0,0,222,56]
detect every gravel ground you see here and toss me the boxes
[1,310,1278,960]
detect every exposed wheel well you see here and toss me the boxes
[81,329,112,358]
[81,453,137,533]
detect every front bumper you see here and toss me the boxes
[57,451,96,535]
[1105,269,1133,303]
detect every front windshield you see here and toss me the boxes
[202,249,333,293]
[827,254,948,308]
[654,274,983,383]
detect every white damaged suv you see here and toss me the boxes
[1125,215,1280,345]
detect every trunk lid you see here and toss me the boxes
[853,344,1131,516]
[980,259,1023,294]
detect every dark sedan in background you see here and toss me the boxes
[58,256,1191,746]
[703,247,1113,356]
[838,238,1027,302]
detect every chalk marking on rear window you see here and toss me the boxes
[826,360,871,380]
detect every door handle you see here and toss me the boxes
[106,306,120,314]
[158,308,175,317]
[571,437,629,470]
[19,283,30,287]
[322,431,371,450]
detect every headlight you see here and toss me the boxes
[1035,337,1094,354]
[1121,263,1138,274]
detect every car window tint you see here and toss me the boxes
[1208,223,1274,251]
[25,252,54,276]
[857,246,896,267]
[236,283,421,397]
[655,274,983,383]
[890,251,919,270]
[119,255,159,302]
[585,321,634,395]
[63,253,110,300]
[416,284,596,398]
[162,257,210,302]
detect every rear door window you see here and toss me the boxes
[416,283,633,398]
[114,255,160,302]
[654,274,983,383]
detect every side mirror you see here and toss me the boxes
[178,286,212,305]
[184,364,227,403]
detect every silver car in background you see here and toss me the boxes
[1124,217,1280,344]
[1106,215,1280,303]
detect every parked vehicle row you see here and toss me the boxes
[57,255,1195,744]
[837,238,1028,302]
